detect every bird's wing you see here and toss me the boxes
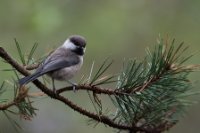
[39,55,80,74]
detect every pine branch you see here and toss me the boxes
[0,45,157,133]
[0,36,198,133]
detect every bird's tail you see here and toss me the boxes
[18,72,41,86]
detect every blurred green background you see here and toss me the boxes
[0,0,200,133]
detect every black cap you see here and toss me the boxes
[69,35,86,48]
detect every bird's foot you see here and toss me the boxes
[67,80,78,92]
[53,87,59,96]
[72,85,77,92]
[52,78,58,96]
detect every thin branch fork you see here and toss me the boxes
[0,86,28,110]
[0,47,159,132]
[0,101,16,110]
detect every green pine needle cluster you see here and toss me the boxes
[15,39,38,65]
[85,59,116,86]
[111,37,197,131]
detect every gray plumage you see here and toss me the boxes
[18,35,86,87]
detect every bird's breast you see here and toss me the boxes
[48,57,83,81]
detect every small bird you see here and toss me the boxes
[19,35,86,92]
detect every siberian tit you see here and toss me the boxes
[19,35,86,92]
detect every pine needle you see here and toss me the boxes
[14,39,26,65]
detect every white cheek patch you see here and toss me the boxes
[63,39,76,50]
[83,48,86,53]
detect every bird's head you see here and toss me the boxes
[63,35,86,56]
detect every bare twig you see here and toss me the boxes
[0,101,16,110]
[56,85,127,95]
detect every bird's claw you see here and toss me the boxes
[73,85,77,92]
[67,80,78,93]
